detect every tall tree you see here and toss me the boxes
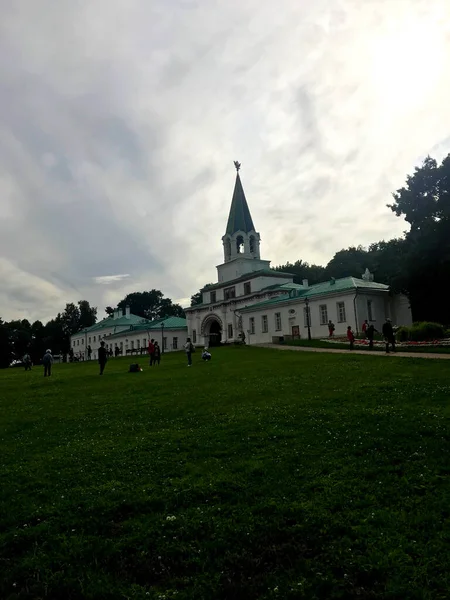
[78,300,97,329]
[117,290,185,320]
[275,260,325,285]
[388,154,450,322]
[0,318,13,368]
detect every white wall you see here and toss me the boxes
[70,323,132,360]
[391,294,413,326]
[355,293,387,334]
[216,257,271,284]
[107,328,188,354]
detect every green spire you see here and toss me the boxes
[225,168,256,235]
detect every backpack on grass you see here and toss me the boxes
[129,363,141,373]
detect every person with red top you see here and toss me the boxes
[362,320,368,337]
[148,338,155,366]
[347,326,355,350]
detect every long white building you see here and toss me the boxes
[185,164,412,346]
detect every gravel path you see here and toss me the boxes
[256,343,450,360]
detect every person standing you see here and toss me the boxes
[153,341,161,365]
[382,318,396,353]
[87,345,92,360]
[98,341,108,375]
[23,353,32,371]
[367,324,377,350]
[362,320,369,338]
[328,320,335,337]
[347,326,355,350]
[184,337,194,366]
[43,349,54,377]
[148,338,155,366]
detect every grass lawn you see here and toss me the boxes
[1,347,450,600]
[285,339,450,354]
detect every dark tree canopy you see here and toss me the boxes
[117,290,184,320]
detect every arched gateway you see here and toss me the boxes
[201,314,223,347]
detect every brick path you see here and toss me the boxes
[256,344,450,360]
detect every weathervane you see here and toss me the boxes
[233,160,241,172]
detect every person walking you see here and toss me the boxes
[184,337,194,366]
[328,320,335,337]
[382,318,396,353]
[23,353,32,371]
[148,338,155,366]
[43,349,54,377]
[367,324,377,350]
[98,341,108,375]
[153,341,161,365]
[347,326,355,350]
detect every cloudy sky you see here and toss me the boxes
[1,0,450,322]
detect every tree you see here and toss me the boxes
[6,319,32,360]
[275,260,325,285]
[105,306,115,317]
[388,154,450,323]
[117,290,185,320]
[0,318,13,368]
[190,291,203,306]
[78,300,97,329]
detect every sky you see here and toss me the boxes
[1,0,450,323]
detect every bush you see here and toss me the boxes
[396,322,446,342]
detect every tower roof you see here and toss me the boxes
[225,172,256,235]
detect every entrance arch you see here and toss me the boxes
[201,314,223,347]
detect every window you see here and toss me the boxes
[142,339,146,347]
[120,341,123,349]
[262,315,268,333]
[173,337,178,350]
[236,235,244,253]
[249,317,255,334]
[249,235,255,253]
[193,330,197,343]
[319,304,328,325]
[303,307,311,327]
[77,339,79,346]
[163,337,167,350]
[94,336,96,342]
[244,282,251,295]
[367,300,374,321]
[81,339,84,345]
[275,312,282,331]
[228,324,233,338]
[337,302,346,323]
[210,291,217,303]
[224,287,236,300]
[73,341,76,347]
[137,339,140,349]
[131,340,134,349]
[88,337,91,343]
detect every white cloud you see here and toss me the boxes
[1,0,450,320]
[93,274,130,285]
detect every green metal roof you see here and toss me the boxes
[240,277,389,312]
[225,174,256,235]
[79,313,150,333]
[105,316,188,339]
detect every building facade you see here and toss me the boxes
[70,309,187,360]
[185,165,412,346]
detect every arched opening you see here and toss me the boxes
[249,235,255,253]
[208,320,222,346]
[236,235,244,254]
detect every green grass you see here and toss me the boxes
[285,338,450,354]
[2,347,450,599]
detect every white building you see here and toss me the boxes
[185,164,412,345]
[70,308,187,359]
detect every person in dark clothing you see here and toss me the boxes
[382,319,396,353]
[43,349,54,377]
[98,341,108,375]
[347,326,355,350]
[115,345,120,357]
[148,338,155,366]
[87,345,92,360]
[153,341,161,365]
[23,353,32,371]
[367,324,377,350]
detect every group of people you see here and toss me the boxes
[147,339,162,366]
[347,318,396,353]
